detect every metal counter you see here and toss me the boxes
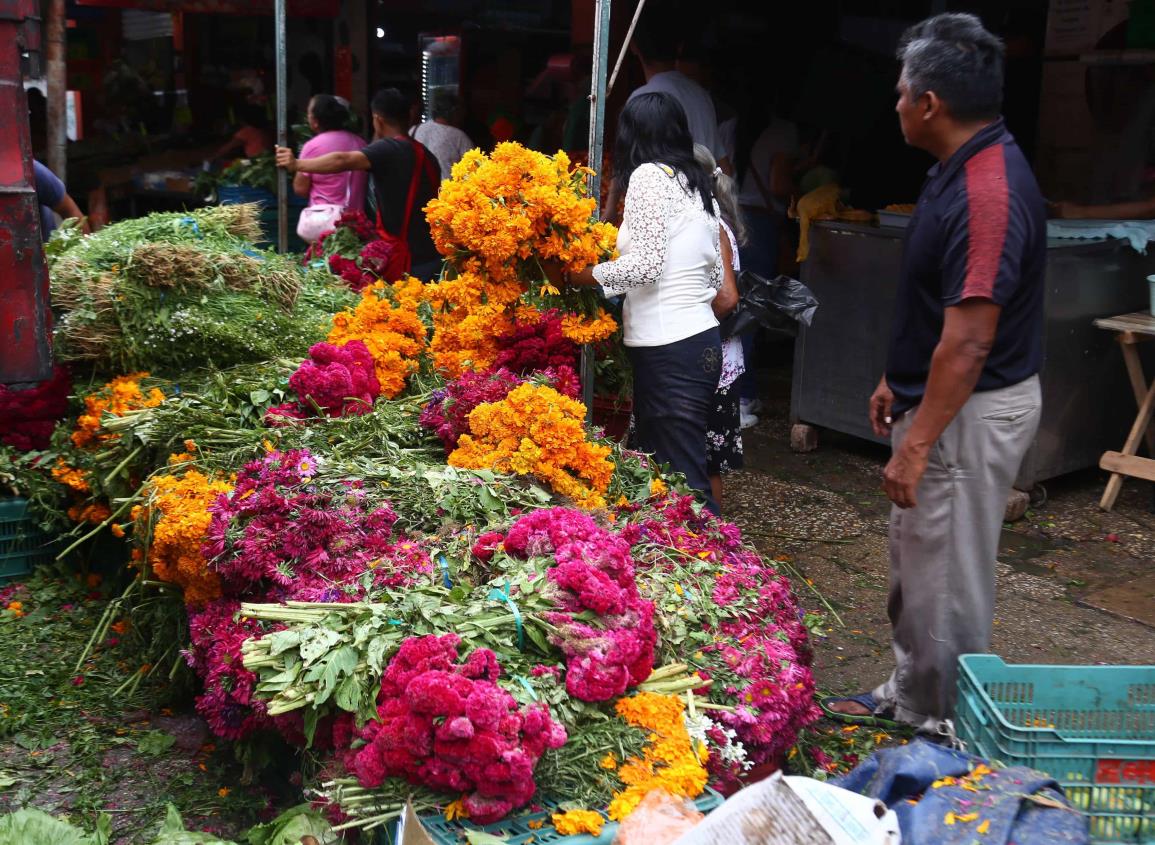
[790,221,1155,488]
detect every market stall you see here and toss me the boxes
[790,220,1155,491]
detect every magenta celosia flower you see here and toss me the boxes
[0,365,71,451]
[347,636,565,824]
[617,491,821,785]
[499,508,657,702]
[494,310,579,375]
[286,340,380,419]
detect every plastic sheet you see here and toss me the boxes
[613,790,704,845]
[719,271,819,340]
[834,739,1089,845]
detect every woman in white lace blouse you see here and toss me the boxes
[547,92,724,514]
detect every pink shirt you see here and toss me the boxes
[300,129,368,211]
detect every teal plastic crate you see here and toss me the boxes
[409,787,724,845]
[0,498,58,582]
[956,654,1155,844]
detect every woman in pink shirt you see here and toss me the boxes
[293,95,368,213]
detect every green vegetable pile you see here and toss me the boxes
[47,205,356,374]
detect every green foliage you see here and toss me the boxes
[0,570,276,841]
[0,808,111,845]
[242,804,336,845]
[150,805,237,844]
[47,206,356,375]
[194,154,278,198]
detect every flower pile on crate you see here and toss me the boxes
[1,144,820,837]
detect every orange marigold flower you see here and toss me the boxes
[51,461,90,493]
[139,463,233,606]
[551,810,604,837]
[559,308,618,345]
[71,373,166,449]
[607,693,708,821]
[327,280,428,395]
[447,382,613,509]
[424,143,616,284]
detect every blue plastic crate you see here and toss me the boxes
[0,498,58,582]
[409,787,724,845]
[956,654,1155,843]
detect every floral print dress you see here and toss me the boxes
[707,222,745,475]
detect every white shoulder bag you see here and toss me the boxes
[296,173,354,243]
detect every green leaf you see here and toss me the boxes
[299,627,343,664]
[525,623,550,655]
[477,487,503,512]
[366,634,391,672]
[303,708,319,748]
[136,730,177,757]
[151,803,237,844]
[13,733,42,751]
[266,629,302,657]
[334,673,362,713]
[0,808,105,845]
[464,831,512,845]
[243,804,335,845]
[249,389,270,406]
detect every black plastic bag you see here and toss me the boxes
[719,271,819,340]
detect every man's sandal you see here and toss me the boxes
[819,692,905,730]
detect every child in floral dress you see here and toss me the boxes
[696,145,747,510]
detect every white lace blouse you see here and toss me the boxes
[592,163,723,347]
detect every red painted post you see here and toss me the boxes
[0,0,52,385]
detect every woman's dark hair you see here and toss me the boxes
[613,92,714,215]
[310,94,350,132]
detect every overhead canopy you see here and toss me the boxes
[74,0,337,16]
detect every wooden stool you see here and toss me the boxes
[1094,312,1155,511]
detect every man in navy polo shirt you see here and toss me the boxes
[825,13,1044,734]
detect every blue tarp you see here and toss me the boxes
[834,740,1089,845]
[1047,220,1155,254]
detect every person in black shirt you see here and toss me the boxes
[822,14,1044,735]
[276,88,442,278]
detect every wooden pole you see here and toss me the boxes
[274,0,288,253]
[44,0,66,181]
[582,0,612,422]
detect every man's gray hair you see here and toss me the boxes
[898,13,1005,122]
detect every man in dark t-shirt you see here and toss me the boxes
[33,159,89,241]
[823,14,1044,735]
[277,88,442,278]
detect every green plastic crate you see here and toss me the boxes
[407,787,724,845]
[956,654,1155,844]
[0,498,58,582]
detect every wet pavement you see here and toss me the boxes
[725,358,1155,699]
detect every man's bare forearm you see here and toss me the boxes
[901,301,1000,455]
[294,151,369,174]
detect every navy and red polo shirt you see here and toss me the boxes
[885,118,1046,416]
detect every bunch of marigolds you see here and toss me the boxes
[132,450,233,606]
